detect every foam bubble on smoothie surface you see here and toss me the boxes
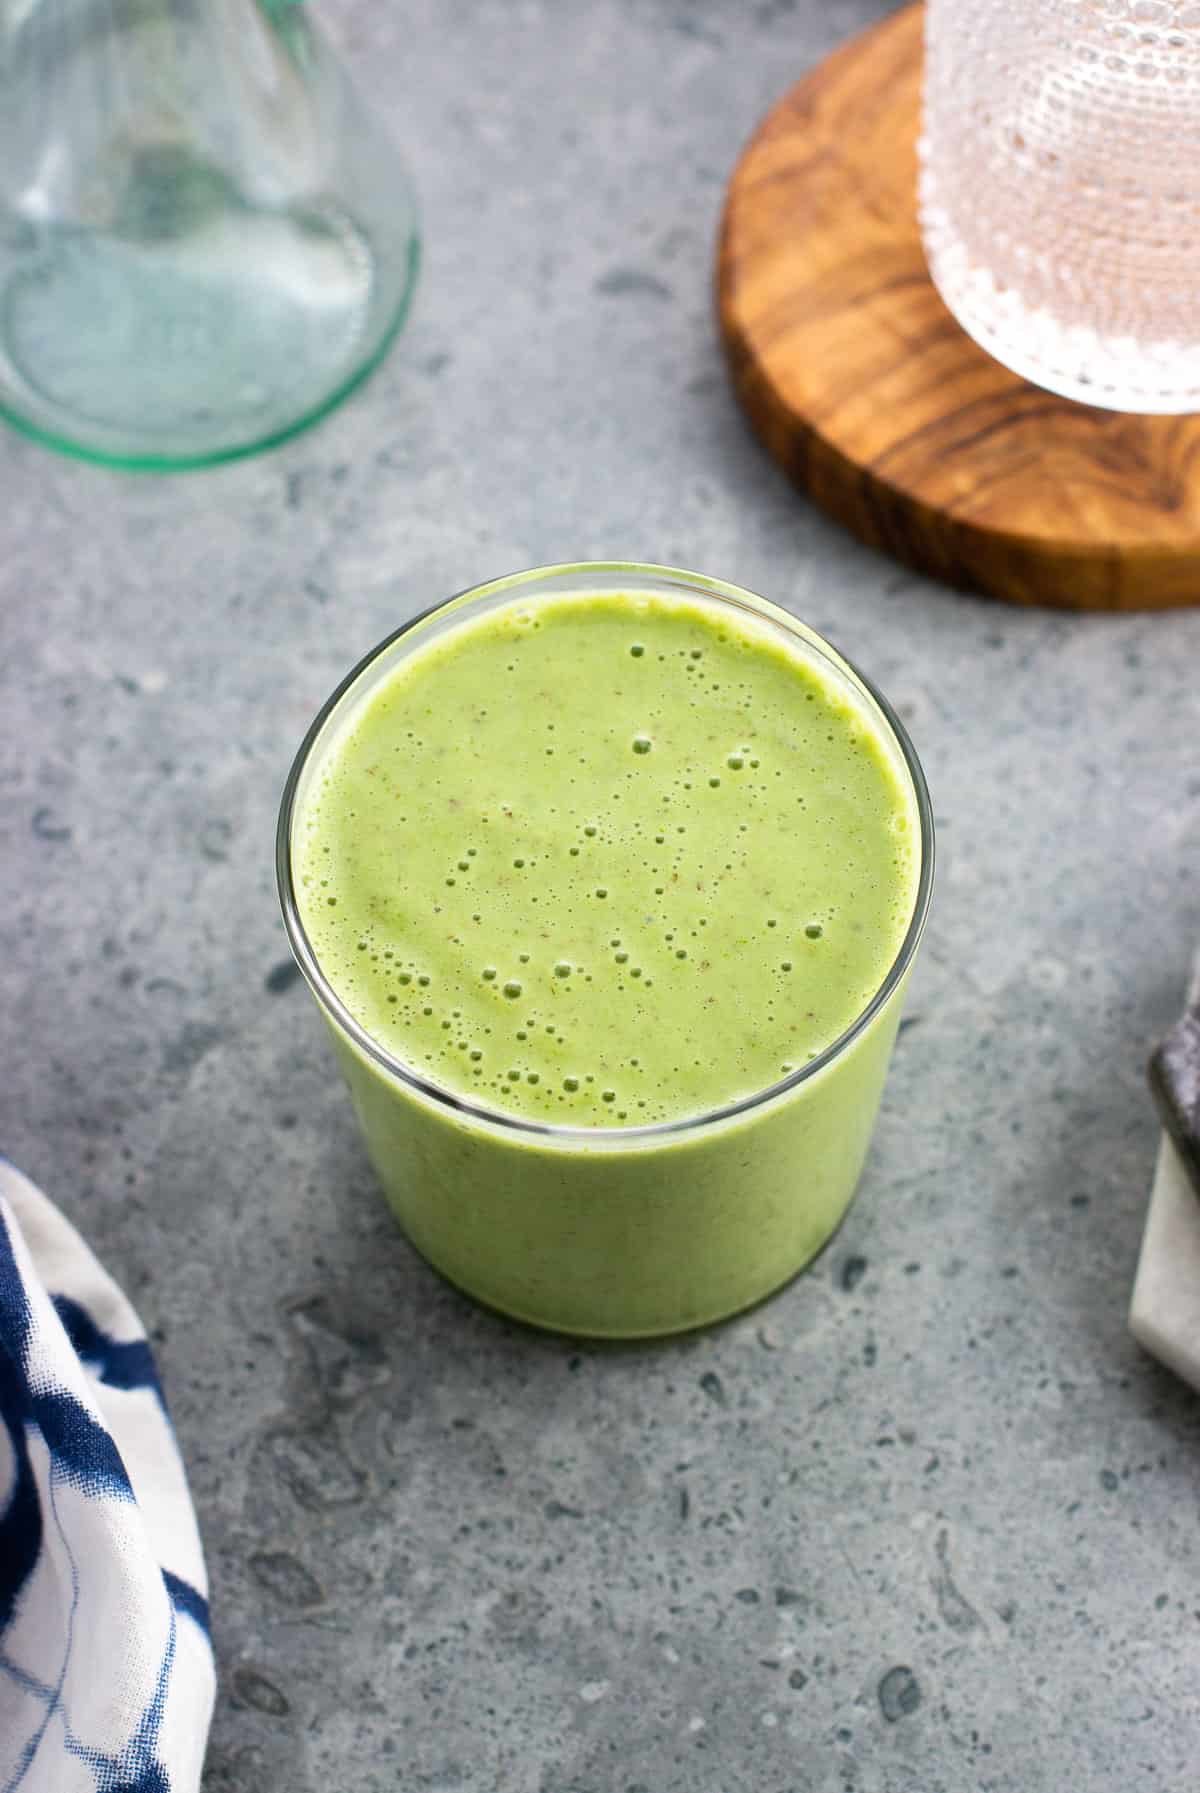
[294,589,919,1127]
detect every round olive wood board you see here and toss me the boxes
[717,1,1200,611]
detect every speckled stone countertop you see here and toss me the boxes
[3,3,1200,1789]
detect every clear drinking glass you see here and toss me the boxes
[276,564,935,1339]
[0,0,419,468]
[921,0,1200,412]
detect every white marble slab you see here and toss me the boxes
[1130,1134,1200,1391]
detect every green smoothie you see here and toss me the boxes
[282,566,931,1337]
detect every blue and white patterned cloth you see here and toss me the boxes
[0,1160,214,1793]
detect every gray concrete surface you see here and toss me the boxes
[4,2,1200,1788]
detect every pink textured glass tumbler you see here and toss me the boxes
[920,0,1200,413]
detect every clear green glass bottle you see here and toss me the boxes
[0,0,419,468]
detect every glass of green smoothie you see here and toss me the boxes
[277,563,933,1338]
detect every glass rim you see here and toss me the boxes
[276,561,935,1146]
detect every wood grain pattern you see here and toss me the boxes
[717,2,1200,610]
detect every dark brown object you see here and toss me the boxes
[716,2,1200,611]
